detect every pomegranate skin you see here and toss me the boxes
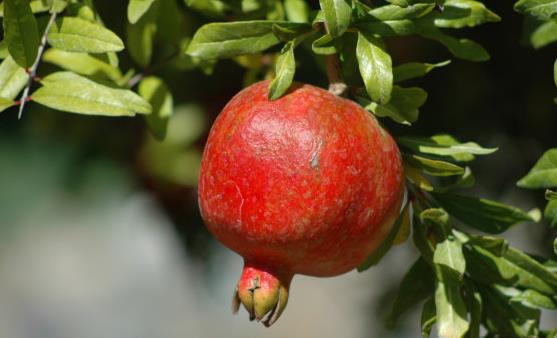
[198,81,404,325]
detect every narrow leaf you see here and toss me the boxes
[357,31,393,104]
[404,154,465,176]
[434,0,500,29]
[367,86,427,124]
[515,0,557,21]
[139,76,173,140]
[463,280,481,338]
[128,0,156,24]
[3,0,40,68]
[48,17,124,53]
[319,0,351,37]
[0,97,15,113]
[368,3,436,21]
[421,297,437,338]
[434,265,470,338]
[32,71,151,116]
[394,60,451,82]
[42,48,123,82]
[398,134,497,162]
[432,193,534,234]
[127,1,159,67]
[546,199,557,227]
[187,21,308,59]
[518,148,557,189]
[0,55,28,100]
[387,257,435,327]
[269,42,296,100]
[530,19,557,49]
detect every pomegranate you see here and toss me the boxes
[198,81,405,326]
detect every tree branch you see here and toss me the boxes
[17,11,58,119]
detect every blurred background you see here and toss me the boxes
[0,1,556,337]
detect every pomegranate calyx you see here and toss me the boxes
[232,264,292,327]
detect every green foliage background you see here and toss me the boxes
[1,0,557,337]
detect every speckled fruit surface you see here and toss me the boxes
[198,80,404,326]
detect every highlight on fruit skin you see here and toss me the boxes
[198,80,405,326]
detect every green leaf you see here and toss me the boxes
[434,264,469,338]
[0,40,8,59]
[554,237,557,255]
[530,20,557,49]
[422,208,466,276]
[357,32,393,105]
[42,48,123,82]
[187,21,308,59]
[49,0,67,14]
[319,0,352,37]
[367,3,436,21]
[3,0,40,68]
[268,42,296,100]
[512,289,557,309]
[128,0,156,24]
[404,154,465,177]
[465,244,557,295]
[518,149,557,189]
[156,0,181,44]
[413,212,435,263]
[356,19,490,62]
[0,0,51,17]
[127,1,159,67]
[387,257,435,327]
[398,134,497,162]
[272,23,313,42]
[48,17,124,53]
[358,202,408,271]
[284,0,310,23]
[434,0,500,29]
[479,284,540,337]
[366,86,427,124]
[393,60,451,82]
[0,55,28,100]
[554,58,557,87]
[139,76,173,141]
[435,166,476,193]
[547,190,557,200]
[545,199,557,227]
[463,280,481,338]
[420,27,490,62]
[32,71,151,116]
[311,34,344,55]
[467,235,508,256]
[515,0,557,21]
[0,97,15,113]
[432,193,534,234]
[420,297,436,338]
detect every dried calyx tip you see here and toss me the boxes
[232,264,292,327]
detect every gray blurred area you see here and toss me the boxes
[0,131,422,338]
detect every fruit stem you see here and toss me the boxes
[322,23,347,96]
[232,262,293,327]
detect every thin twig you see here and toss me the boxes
[322,23,347,96]
[17,11,58,119]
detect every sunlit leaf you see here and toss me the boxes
[187,21,309,59]
[319,0,351,37]
[32,71,151,116]
[269,42,296,100]
[393,60,451,82]
[518,148,557,189]
[421,297,436,338]
[0,55,28,100]
[367,3,436,21]
[515,0,557,21]
[128,0,156,24]
[285,0,310,23]
[0,97,15,113]
[42,48,123,82]
[357,31,393,104]
[398,134,497,162]
[127,2,159,67]
[139,76,173,140]
[434,0,500,29]
[48,17,124,53]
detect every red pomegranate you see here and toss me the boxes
[198,81,405,326]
